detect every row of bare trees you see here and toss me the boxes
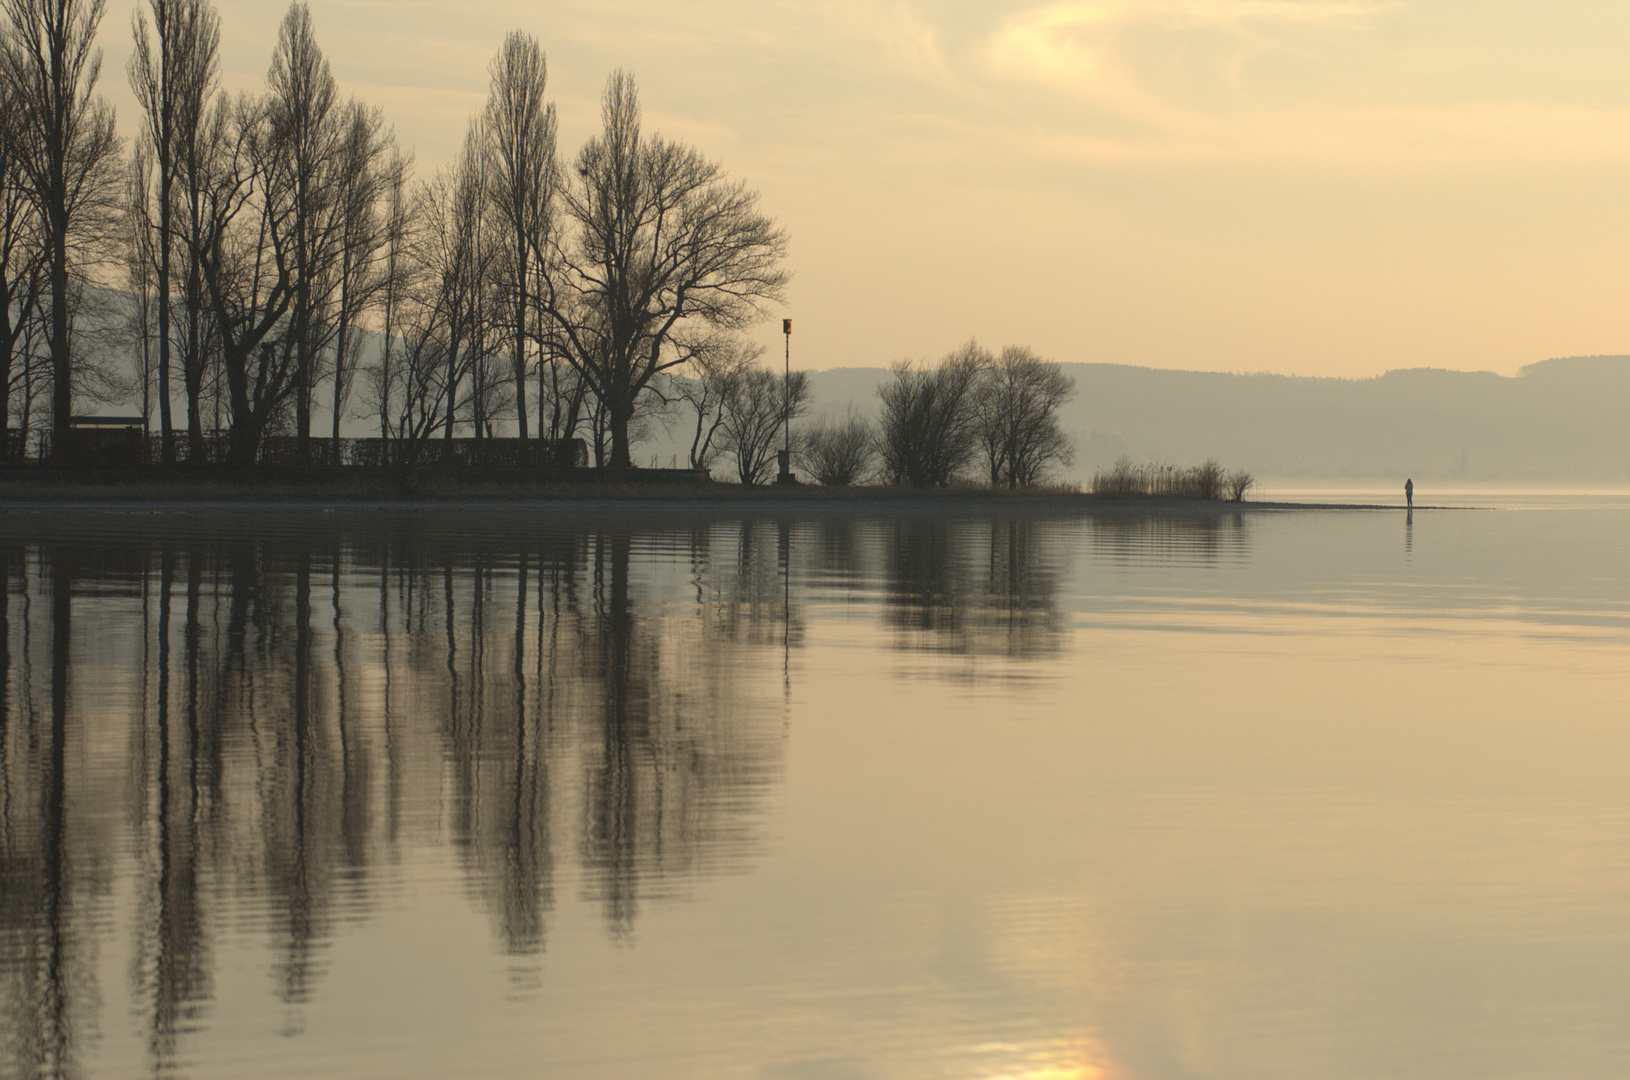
[668,338,1076,488]
[1,0,790,466]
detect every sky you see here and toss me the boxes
[93,0,1630,378]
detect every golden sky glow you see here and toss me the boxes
[96,1,1630,377]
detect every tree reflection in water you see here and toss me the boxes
[881,516,1071,659]
[1087,511,1250,568]
[0,508,1077,1076]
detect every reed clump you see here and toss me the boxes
[1090,456,1254,501]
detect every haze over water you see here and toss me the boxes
[1,500,1627,1079]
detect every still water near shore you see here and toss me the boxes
[1,499,1627,1080]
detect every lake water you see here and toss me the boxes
[1,498,1627,1080]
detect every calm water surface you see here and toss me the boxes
[1,501,1627,1080]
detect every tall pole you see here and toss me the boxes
[780,318,792,482]
[783,319,791,456]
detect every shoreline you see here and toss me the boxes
[0,493,1438,515]
[0,465,1450,514]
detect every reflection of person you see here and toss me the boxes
[1405,478,1414,508]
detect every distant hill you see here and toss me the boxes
[736,356,1626,482]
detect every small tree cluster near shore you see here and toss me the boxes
[0,0,787,466]
[876,340,1075,488]
[798,411,875,485]
[717,368,810,486]
[1091,455,1254,501]
[666,348,815,484]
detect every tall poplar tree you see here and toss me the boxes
[265,2,338,456]
[2,0,122,450]
[130,0,220,461]
[483,31,556,441]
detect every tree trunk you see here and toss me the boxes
[185,191,206,461]
[158,166,175,462]
[50,227,71,451]
[220,331,257,466]
[513,230,528,439]
[563,374,585,445]
[183,230,207,458]
[185,359,205,460]
[536,298,551,439]
[294,219,312,458]
[0,329,12,461]
[332,309,348,446]
[608,397,633,470]
[226,415,261,466]
[444,327,462,440]
[295,339,312,456]
[0,275,23,461]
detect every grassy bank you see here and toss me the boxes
[1090,457,1254,501]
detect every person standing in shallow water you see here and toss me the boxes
[1405,478,1414,508]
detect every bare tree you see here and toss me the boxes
[359,146,411,442]
[327,100,392,444]
[876,340,988,487]
[125,139,158,434]
[0,66,46,455]
[579,339,674,467]
[668,335,758,470]
[440,122,501,439]
[379,194,452,446]
[536,347,586,442]
[129,0,218,461]
[972,345,1075,488]
[191,92,300,463]
[465,137,509,442]
[719,367,808,485]
[379,123,501,450]
[265,2,342,454]
[483,30,556,441]
[538,70,788,469]
[798,411,875,486]
[171,3,219,459]
[10,300,54,452]
[2,0,124,449]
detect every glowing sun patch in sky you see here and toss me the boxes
[986,0,1395,102]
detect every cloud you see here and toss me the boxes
[986,0,1394,104]
[1002,102,1630,173]
[980,0,1630,173]
[995,0,1392,45]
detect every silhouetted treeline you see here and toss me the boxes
[665,337,1080,488]
[0,1,788,468]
